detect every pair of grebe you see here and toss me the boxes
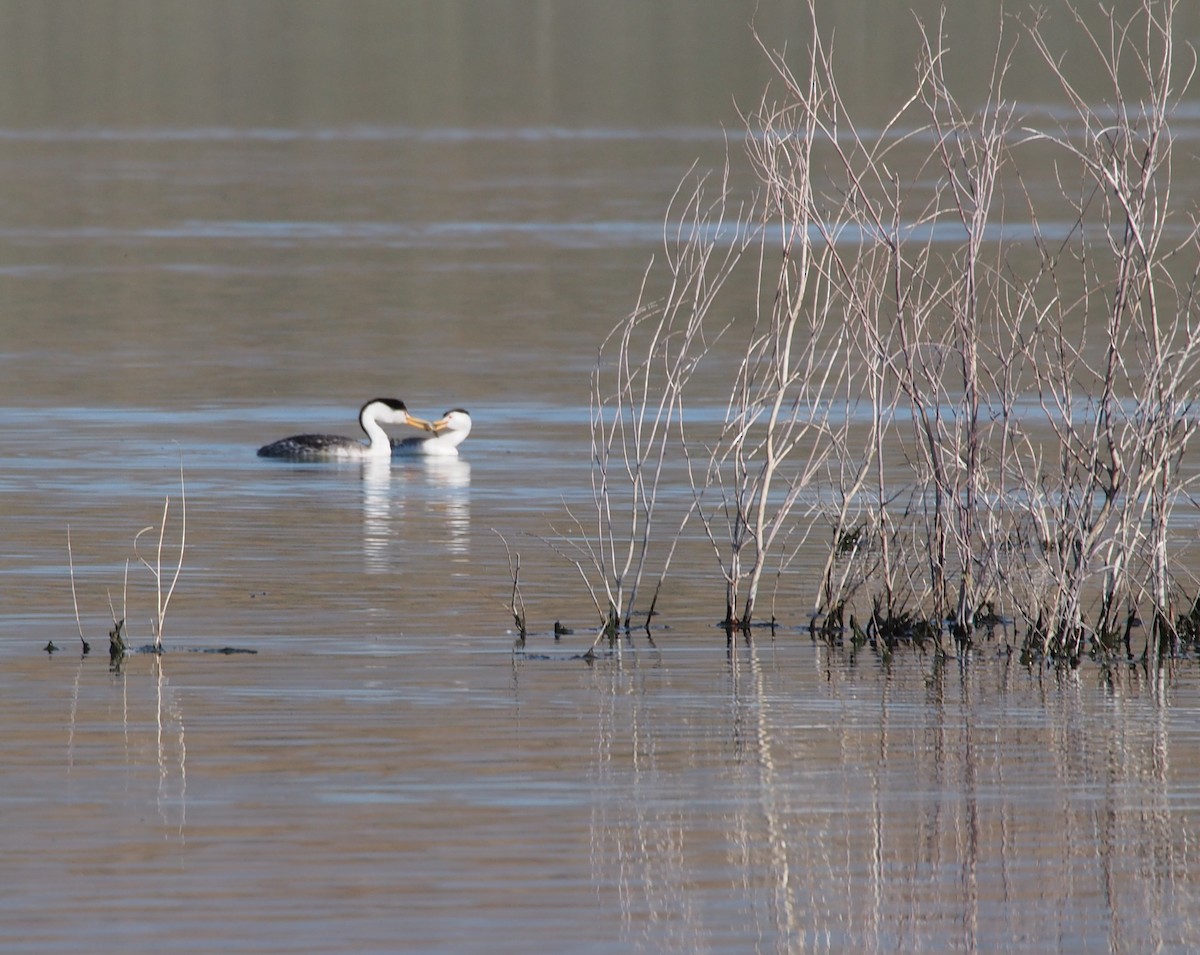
[257,399,472,460]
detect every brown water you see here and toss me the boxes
[3,2,1200,952]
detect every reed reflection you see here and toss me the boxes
[64,654,188,842]
[584,645,1199,952]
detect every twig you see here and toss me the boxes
[134,460,187,650]
[66,526,89,654]
[492,529,527,643]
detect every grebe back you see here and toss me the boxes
[258,398,432,460]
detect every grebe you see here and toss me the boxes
[257,398,432,460]
[392,408,472,457]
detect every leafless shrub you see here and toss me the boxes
[990,0,1200,660]
[550,0,1199,664]
[736,0,1198,659]
[556,163,750,636]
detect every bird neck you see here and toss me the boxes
[359,410,395,457]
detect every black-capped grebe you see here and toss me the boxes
[257,398,432,460]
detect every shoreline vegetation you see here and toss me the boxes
[549,0,1200,667]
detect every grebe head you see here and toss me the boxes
[430,408,472,437]
[422,408,471,450]
[360,398,433,431]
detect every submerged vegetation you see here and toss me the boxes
[546,0,1200,666]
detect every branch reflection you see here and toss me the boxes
[586,644,1199,952]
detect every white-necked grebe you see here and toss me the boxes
[258,398,432,460]
[392,408,472,457]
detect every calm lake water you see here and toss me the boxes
[3,2,1200,952]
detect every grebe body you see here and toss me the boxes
[258,399,431,460]
[393,408,472,457]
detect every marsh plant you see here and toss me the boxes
[562,0,1200,663]
[65,465,187,660]
[493,528,528,645]
[134,474,186,651]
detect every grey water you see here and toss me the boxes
[3,2,1200,952]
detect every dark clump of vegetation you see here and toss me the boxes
[108,618,126,665]
[809,597,944,657]
[1174,596,1200,648]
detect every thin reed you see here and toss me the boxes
[62,464,187,658]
